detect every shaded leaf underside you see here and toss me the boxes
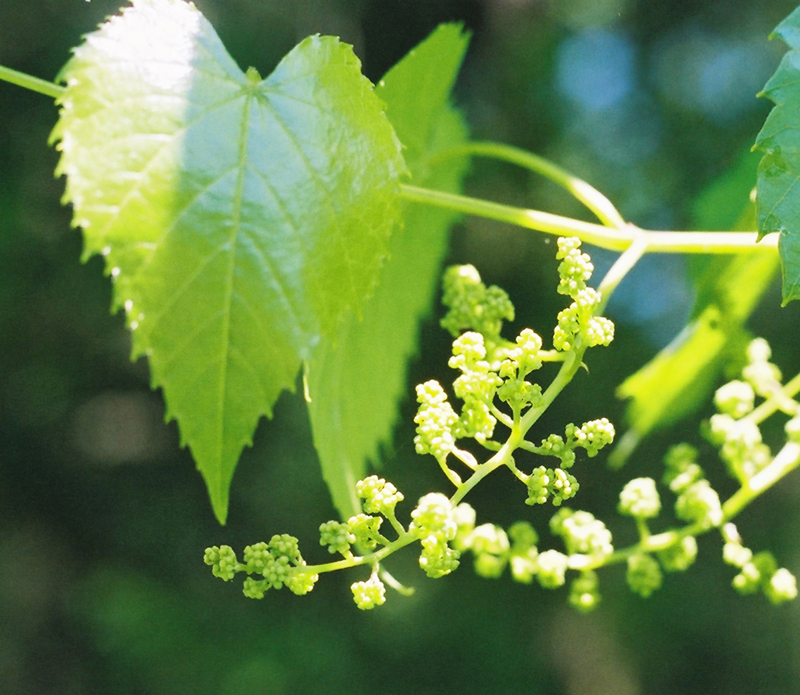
[305,24,471,518]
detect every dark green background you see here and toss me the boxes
[2,1,800,693]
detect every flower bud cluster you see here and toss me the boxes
[346,513,384,551]
[204,545,238,581]
[455,508,611,611]
[617,475,697,575]
[553,289,614,352]
[319,520,356,556]
[708,372,772,483]
[500,328,544,377]
[707,412,771,482]
[626,553,662,597]
[356,475,404,517]
[551,238,614,353]
[742,338,782,398]
[657,536,698,572]
[556,236,593,296]
[703,338,796,483]
[536,549,569,588]
[618,477,661,519]
[722,523,797,604]
[410,493,461,578]
[449,332,502,441]
[440,264,514,341]
[663,444,723,528]
[569,570,601,612]
[526,465,579,506]
[321,477,403,559]
[415,306,552,475]
[537,433,576,468]
[567,418,616,458]
[550,508,613,557]
[466,523,511,578]
[351,573,386,610]
[204,534,318,599]
[413,380,458,463]
[714,380,755,419]
[450,509,540,584]
[526,421,615,507]
[507,521,540,583]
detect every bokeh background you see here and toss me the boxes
[3,0,800,693]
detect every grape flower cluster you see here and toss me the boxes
[203,242,798,613]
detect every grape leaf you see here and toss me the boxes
[305,24,470,518]
[755,5,800,304]
[611,152,778,468]
[50,0,405,523]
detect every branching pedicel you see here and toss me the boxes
[205,236,800,611]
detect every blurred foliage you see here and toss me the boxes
[2,1,800,694]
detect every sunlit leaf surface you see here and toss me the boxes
[51,0,405,522]
[755,5,800,304]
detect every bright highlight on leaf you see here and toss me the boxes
[50,0,406,523]
[755,5,800,304]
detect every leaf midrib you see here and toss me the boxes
[212,85,256,477]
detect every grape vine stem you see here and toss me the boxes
[399,184,778,254]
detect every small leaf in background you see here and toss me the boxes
[611,151,778,468]
[51,0,405,523]
[755,5,800,304]
[305,24,471,518]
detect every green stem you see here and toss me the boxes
[450,350,586,506]
[296,531,419,576]
[596,234,649,313]
[571,521,706,570]
[572,440,800,572]
[398,184,778,255]
[451,432,520,506]
[0,65,64,99]
[747,370,800,425]
[519,349,583,435]
[722,441,800,520]
[432,141,627,228]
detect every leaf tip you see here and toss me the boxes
[210,488,229,526]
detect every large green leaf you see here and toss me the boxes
[50,0,405,523]
[305,24,470,518]
[611,152,778,468]
[755,5,800,304]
